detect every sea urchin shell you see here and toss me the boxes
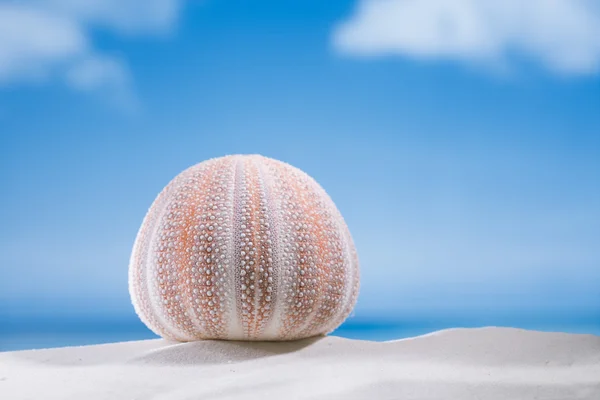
[129,155,359,341]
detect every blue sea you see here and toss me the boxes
[2,313,599,352]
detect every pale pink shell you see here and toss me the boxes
[129,155,359,341]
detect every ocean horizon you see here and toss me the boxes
[2,312,599,352]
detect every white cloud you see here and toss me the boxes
[66,55,139,111]
[33,0,183,34]
[334,0,600,75]
[0,5,86,83]
[0,1,184,105]
[66,55,129,91]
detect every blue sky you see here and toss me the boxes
[1,0,599,322]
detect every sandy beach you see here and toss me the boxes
[1,327,599,400]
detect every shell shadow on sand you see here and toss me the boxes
[127,336,323,366]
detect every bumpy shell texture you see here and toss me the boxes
[129,155,359,341]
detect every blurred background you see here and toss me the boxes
[1,0,599,351]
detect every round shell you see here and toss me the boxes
[129,154,359,341]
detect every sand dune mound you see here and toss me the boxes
[1,327,599,400]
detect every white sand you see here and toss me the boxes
[1,327,599,400]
